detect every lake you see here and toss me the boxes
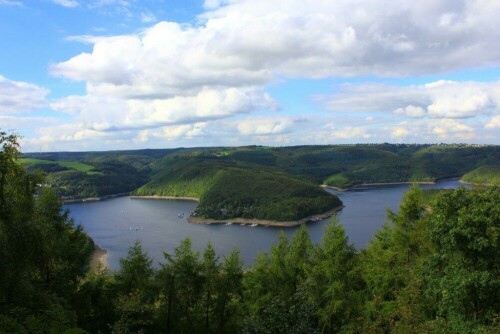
[65,179,464,270]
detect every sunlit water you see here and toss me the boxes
[65,179,465,270]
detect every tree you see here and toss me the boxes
[305,218,364,334]
[242,227,318,334]
[0,130,92,332]
[422,187,500,331]
[115,240,154,294]
[0,131,41,309]
[361,185,427,332]
[35,188,94,297]
[74,270,117,334]
[216,248,243,333]
[158,237,203,333]
[113,240,155,333]
[201,242,220,333]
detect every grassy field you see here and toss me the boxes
[20,158,101,175]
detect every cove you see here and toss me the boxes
[65,179,464,270]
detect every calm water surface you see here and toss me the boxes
[65,179,464,270]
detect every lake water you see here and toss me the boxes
[65,179,464,270]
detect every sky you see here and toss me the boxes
[1,0,500,152]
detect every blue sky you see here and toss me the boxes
[1,0,499,151]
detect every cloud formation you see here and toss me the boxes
[237,117,295,136]
[50,87,276,131]
[325,80,500,119]
[24,0,499,149]
[0,75,48,114]
[53,0,500,86]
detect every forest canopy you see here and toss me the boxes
[2,131,498,333]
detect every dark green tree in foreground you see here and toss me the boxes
[421,187,499,332]
[0,131,94,332]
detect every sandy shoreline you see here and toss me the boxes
[130,195,200,202]
[90,244,108,273]
[187,205,344,227]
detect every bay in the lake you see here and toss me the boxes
[65,179,464,270]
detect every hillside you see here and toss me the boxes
[21,144,500,219]
[134,153,341,221]
[21,153,156,198]
[461,165,500,185]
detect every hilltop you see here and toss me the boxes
[22,144,500,221]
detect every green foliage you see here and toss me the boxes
[3,129,500,332]
[22,144,500,221]
[423,187,499,327]
[361,186,499,333]
[462,165,500,185]
[115,240,154,293]
[136,154,342,221]
[324,173,353,189]
[305,219,365,333]
[20,158,102,175]
[0,130,93,332]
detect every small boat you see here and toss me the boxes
[240,223,246,226]
[225,222,232,226]
[251,223,258,227]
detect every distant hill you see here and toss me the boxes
[22,144,500,220]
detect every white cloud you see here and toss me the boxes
[51,0,79,8]
[329,126,372,140]
[136,123,207,143]
[37,0,500,148]
[0,115,58,128]
[391,127,410,138]
[394,105,426,118]
[325,80,500,119]
[0,75,48,114]
[237,117,294,136]
[50,87,276,131]
[430,119,475,140]
[52,0,500,94]
[485,115,500,129]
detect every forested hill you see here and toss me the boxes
[23,143,500,192]
[22,144,500,220]
[134,155,341,221]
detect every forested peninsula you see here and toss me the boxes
[21,143,500,222]
[2,132,499,333]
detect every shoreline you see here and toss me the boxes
[63,192,130,204]
[90,243,108,274]
[187,205,344,227]
[322,178,461,192]
[459,180,496,187]
[321,185,349,192]
[129,195,200,202]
